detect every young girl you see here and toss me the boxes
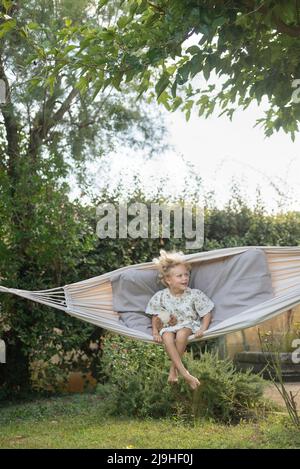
[145,250,214,390]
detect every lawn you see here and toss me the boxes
[0,393,300,449]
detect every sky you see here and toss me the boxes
[86,97,300,214]
[165,100,300,212]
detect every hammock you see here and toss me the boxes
[1,245,300,344]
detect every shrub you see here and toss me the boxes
[186,351,267,423]
[96,333,182,418]
[96,333,268,423]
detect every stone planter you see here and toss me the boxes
[234,351,300,382]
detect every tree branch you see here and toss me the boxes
[244,0,300,37]
[0,50,20,188]
[272,14,300,37]
[27,86,79,162]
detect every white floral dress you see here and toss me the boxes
[145,287,214,336]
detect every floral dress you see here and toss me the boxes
[145,287,214,336]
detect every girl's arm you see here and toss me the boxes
[194,312,212,337]
[201,312,212,331]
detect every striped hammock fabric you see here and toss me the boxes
[1,245,300,344]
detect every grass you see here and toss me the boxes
[1,393,300,449]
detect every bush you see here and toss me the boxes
[96,333,181,418]
[186,351,267,423]
[96,333,269,423]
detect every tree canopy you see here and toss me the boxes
[7,0,300,139]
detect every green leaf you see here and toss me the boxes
[186,45,200,55]
[2,0,12,13]
[190,55,203,78]
[117,16,131,29]
[27,22,39,30]
[157,90,171,110]
[35,46,46,59]
[112,71,124,90]
[212,16,227,29]
[203,62,210,81]
[92,80,103,100]
[172,96,183,111]
[146,48,163,64]
[155,72,170,99]
[171,80,177,98]
[125,68,136,83]
[99,29,115,40]
[0,18,16,38]
[176,62,191,85]
[19,27,28,39]
[166,64,177,75]
[65,18,72,27]
[63,45,77,54]
[75,76,88,93]
[98,0,110,9]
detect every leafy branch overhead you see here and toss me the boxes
[4,0,300,139]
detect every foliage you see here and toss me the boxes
[97,333,268,423]
[96,333,177,418]
[186,350,268,423]
[14,0,300,138]
[0,186,103,400]
[258,330,300,430]
[0,0,167,399]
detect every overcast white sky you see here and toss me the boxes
[165,100,300,212]
[88,98,300,214]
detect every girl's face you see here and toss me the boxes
[165,264,190,293]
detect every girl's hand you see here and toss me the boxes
[168,314,177,326]
[154,316,163,331]
[153,333,162,343]
[194,328,204,338]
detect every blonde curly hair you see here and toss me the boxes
[153,249,191,287]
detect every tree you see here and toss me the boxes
[0,0,167,398]
[25,0,300,139]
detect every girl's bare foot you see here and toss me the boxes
[167,366,178,384]
[185,373,201,390]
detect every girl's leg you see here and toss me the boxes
[168,328,193,382]
[162,331,200,390]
